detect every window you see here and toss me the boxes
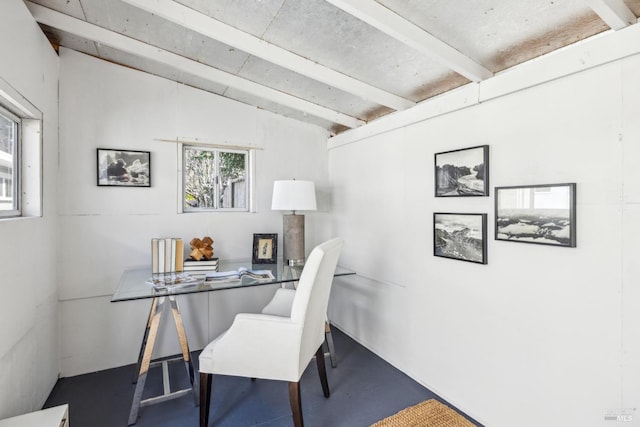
[0,106,19,217]
[0,76,42,219]
[182,145,249,211]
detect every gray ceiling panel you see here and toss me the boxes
[259,0,456,100]
[24,0,640,134]
[377,0,608,71]
[222,87,345,133]
[80,0,251,74]
[96,45,180,81]
[177,0,285,36]
[237,55,384,120]
[103,46,236,98]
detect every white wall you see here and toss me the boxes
[327,49,640,426]
[56,48,331,376]
[0,0,60,419]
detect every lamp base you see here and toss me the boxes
[283,214,305,266]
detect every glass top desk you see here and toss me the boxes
[112,260,355,425]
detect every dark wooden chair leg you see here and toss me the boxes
[289,381,304,427]
[200,372,212,427]
[315,346,330,398]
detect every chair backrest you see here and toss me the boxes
[290,238,344,366]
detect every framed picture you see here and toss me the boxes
[252,233,278,264]
[435,145,489,197]
[434,213,487,264]
[495,183,576,247]
[97,148,151,187]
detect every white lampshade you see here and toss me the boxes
[271,180,317,211]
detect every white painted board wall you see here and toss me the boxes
[57,48,331,376]
[327,53,640,427]
[0,0,60,419]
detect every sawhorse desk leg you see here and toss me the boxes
[128,295,197,425]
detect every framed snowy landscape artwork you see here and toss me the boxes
[495,183,576,247]
[435,145,489,197]
[97,148,151,187]
[434,213,487,264]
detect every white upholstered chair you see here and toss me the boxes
[261,272,339,368]
[198,238,344,427]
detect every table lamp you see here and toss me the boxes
[271,180,317,266]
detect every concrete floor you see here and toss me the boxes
[44,327,482,426]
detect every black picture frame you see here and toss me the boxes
[252,233,278,264]
[97,148,151,187]
[495,183,576,247]
[435,145,489,197]
[434,213,487,264]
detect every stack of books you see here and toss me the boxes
[151,237,184,273]
[183,257,219,272]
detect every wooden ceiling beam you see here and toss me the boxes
[25,2,365,129]
[121,0,415,111]
[585,0,637,30]
[325,0,493,82]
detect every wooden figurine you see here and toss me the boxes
[189,236,214,260]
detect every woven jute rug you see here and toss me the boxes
[370,399,476,427]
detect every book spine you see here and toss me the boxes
[170,238,176,272]
[158,239,165,273]
[164,238,172,273]
[175,238,184,272]
[184,261,219,266]
[183,266,219,271]
[151,238,159,274]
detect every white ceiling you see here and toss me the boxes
[24,0,640,135]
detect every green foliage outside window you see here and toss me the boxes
[183,146,247,210]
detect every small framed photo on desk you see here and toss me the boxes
[252,233,277,264]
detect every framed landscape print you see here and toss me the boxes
[495,183,576,247]
[97,148,151,187]
[252,233,278,264]
[434,213,487,264]
[435,145,489,197]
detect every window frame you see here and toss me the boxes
[0,105,21,218]
[181,144,251,213]
[0,75,43,220]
